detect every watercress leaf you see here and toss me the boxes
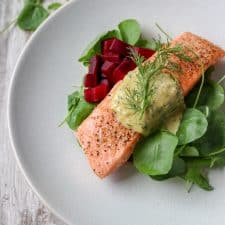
[179,146,199,157]
[210,154,225,167]
[186,80,224,110]
[184,158,212,168]
[118,19,141,45]
[17,4,49,31]
[194,110,225,155]
[48,2,62,10]
[184,167,213,191]
[151,157,186,180]
[135,37,162,50]
[135,38,149,47]
[133,131,178,175]
[67,91,80,111]
[25,0,41,4]
[197,105,210,118]
[205,66,215,79]
[176,108,208,145]
[66,97,95,130]
[79,30,121,66]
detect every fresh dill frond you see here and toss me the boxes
[155,23,173,41]
[124,44,193,117]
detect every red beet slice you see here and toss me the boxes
[134,47,155,59]
[88,55,102,75]
[84,88,93,102]
[102,53,122,63]
[101,79,111,92]
[84,73,98,87]
[102,39,115,55]
[109,38,130,56]
[101,61,117,77]
[112,59,136,83]
[93,83,108,102]
[84,83,108,103]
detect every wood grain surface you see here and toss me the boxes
[0,1,67,224]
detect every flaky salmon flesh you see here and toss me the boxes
[76,32,225,178]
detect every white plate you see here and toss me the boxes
[8,0,225,225]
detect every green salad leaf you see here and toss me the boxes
[118,19,141,45]
[151,157,186,180]
[194,110,225,156]
[136,37,163,50]
[67,91,80,111]
[48,2,62,11]
[17,3,49,31]
[66,96,95,130]
[25,0,42,4]
[62,90,95,130]
[204,66,215,79]
[186,80,224,110]
[184,166,213,191]
[176,108,208,145]
[179,146,199,157]
[197,105,210,118]
[78,30,121,66]
[210,153,225,167]
[134,131,178,176]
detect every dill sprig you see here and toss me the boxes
[155,23,173,41]
[125,44,193,117]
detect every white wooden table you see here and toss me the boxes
[0,1,67,224]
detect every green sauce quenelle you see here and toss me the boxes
[111,71,184,135]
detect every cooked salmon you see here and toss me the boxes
[76,32,225,178]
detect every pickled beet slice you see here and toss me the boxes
[109,38,130,56]
[112,59,136,83]
[101,79,111,92]
[93,83,108,102]
[84,83,108,103]
[88,55,102,75]
[134,47,155,59]
[102,39,115,55]
[84,88,93,102]
[101,61,117,77]
[84,73,98,87]
[102,53,122,63]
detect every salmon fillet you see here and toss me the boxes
[76,32,225,178]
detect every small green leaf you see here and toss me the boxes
[197,105,210,118]
[194,110,225,156]
[151,157,186,180]
[17,4,49,31]
[25,0,42,4]
[186,80,224,111]
[118,19,141,45]
[79,30,121,66]
[184,167,213,191]
[134,131,178,175]
[179,146,199,157]
[205,66,215,79]
[135,37,162,50]
[210,154,225,167]
[48,2,62,11]
[66,96,95,130]
[176,108,208,145]
[67,91,80,111]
